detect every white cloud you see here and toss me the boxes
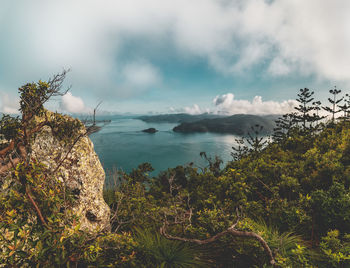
[60,92,87,114]
[1,0,350,98]
[184,104,203,115]
[0,93,19,114]
[121,60,161,88]
[213,93,297,115]
[175,93,297,115]
[268,57,292,76]
[213,93,235,107]
[168,104,209,115]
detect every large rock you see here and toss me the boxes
[31,112,110,232]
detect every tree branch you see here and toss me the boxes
[160,223,275,266]
[26,185,50,229]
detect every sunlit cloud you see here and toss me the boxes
[60,92,88,114]
[0,93,19,114]
[212,93,297,115]
[1,0,350,111]
[184,104,203,115]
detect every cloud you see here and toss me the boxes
[176,93,297,115]
[267,57,292,76]
[184,104,203,115]
[213,93,235,107]
[60,92,87,114]
[168,104,204,115]
[1,0,350,100]
[121,60,161,88]
[0,93,19,114]
[213,93,297,115]
[168,104,209,115]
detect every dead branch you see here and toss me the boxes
[160,219,275,266]
[93,101,103,126]
[0,159,19,175]
[51,126,92,175]
[0,140,15,157]
[26,185,50,229]
[161,176,276,266]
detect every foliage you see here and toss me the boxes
[294,88,316,131]
[319,230,350,267]
[323,86,343,122]
[0,115,21,142]
[81,232,138,266]
[134,228,206,267]
[0,73,138,267]
[272,112,298,142]
[0,160,84,266]
[3,75,350,267]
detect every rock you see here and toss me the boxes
[31,111,110,233]
[142,127,158,133]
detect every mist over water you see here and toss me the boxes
[89,116,240,179]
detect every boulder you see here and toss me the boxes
[31,112,110,233]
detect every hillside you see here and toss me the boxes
[137,113,224,123]
[3,82,350,267]
[173,114,278,135]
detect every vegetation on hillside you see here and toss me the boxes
[138,113,278,135]
[1,76,350,267]
[172,114,277,135]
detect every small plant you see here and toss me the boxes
[134,228,206,267]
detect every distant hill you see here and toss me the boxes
[137,113,224,123]
[173,114,278,135]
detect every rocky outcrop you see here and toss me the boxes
[31,112,110,233]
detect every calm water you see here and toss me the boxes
[89,116,240,176]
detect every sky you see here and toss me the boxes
[1,0,350,115]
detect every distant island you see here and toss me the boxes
[138,113,278,135]
[142,127,158,133]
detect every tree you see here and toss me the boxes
[273,112,298,142]
[199,151,223,176]
[0,70,84,227]
[294,88,315,131]
[231,137,249,161]
[310,100,326,131]
[246,124,268,155]
[323,86,343,122]
[338,94,350,121]
[0,72,140,266]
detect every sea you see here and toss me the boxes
[88,115,241,180]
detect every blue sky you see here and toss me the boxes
[0,0,349,115]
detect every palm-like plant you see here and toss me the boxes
[134,228,207,267]
[251,220,319,267]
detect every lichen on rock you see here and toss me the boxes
[30,111,110,232]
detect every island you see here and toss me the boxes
[173,114,278,135]
[142,127,158,133]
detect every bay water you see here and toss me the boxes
[89,115,240,179]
